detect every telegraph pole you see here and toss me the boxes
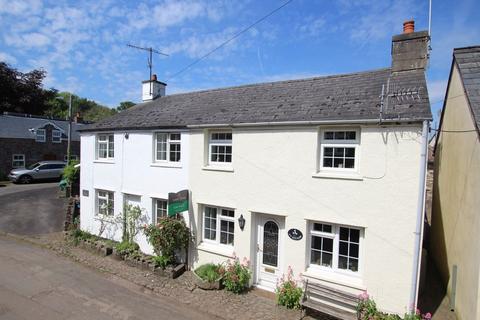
[67,93,72,164]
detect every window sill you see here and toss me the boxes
[312,172,363,181]
[202,166,234,173]
[94,215,116,223]
[303,267,365,291]
[197,242,235,258]
[150,162,182,169]
[94,160,115,164]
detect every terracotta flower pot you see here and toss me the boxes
[403,20,414,33]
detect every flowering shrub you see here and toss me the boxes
[222,256,251,293]
[356,291,432,320]
[276,266,303,309]
[143,217,190,263]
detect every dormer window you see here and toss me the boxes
[35,129,46,142]
[52,130,62,143]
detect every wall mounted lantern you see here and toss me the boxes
[238,214,245,231]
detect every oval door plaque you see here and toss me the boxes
[288,228,303,241]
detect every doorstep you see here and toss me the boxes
[252,286,276,301]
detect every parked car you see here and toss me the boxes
[8,161,67,184]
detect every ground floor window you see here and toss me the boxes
[96,190,114,216]
[64,155,79,162]
[153,198,168,223]
[309,222,361,273]
[12,154,25,168]
[203,206,235,246]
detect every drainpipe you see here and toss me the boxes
[409,120,429,312]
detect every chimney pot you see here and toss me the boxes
[403,20,415,34]
[151,74,157,81]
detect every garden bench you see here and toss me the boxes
[301,279,358,320]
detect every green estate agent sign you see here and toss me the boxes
[168,189,189,216]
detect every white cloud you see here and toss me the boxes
[0,51,17,64]
[298,17,326,37]
[0,0,42,15]
[164,27,239,59]
[6,32,51,48]
[338,0,422,42]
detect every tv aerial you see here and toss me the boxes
[127,44,169,95]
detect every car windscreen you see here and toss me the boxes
[27,162,41,170]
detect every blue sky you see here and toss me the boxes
[0,0,479,127]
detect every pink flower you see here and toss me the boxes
[358,290,369,301]
[424,313,432,319]
[416,308,421,315]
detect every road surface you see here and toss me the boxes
[0,183,64,235]
[0,235,217,320]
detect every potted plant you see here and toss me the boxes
[193,263,224,290]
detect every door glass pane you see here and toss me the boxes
[262,221,279,267]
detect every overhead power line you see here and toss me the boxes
[167,0,295,81]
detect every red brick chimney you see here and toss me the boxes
[74,112,83,123]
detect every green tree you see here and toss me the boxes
[44,92,117,122]
[116,101,135,112]
[0,62,57,115]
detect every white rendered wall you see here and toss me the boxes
[188,124,424,314]
[80,131,189,254]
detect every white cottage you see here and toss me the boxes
[79,24,431,316]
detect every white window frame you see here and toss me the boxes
[202,205,235,247]
[96,134,114,160]
[52,129,62,143]
[208,131,232,166]
[96,190,114,216]
[154,132,181,163]
[319,128,360,173]
[308,221,362,277]
[12,154,25,168]
[36,129,46,142]
[153,198,168,224]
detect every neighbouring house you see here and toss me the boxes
[430,46,480,320]
[78,22,431,316]
[0,112,85,179]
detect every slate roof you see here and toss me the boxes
[454,46,480,130]
[0,114,85,140]
[80,68,431,132]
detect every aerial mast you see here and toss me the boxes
[127,44,169,95]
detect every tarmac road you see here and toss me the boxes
[0,182,64,235]
[0,235,217,320]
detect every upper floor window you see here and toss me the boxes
[320,129,359,171]
[203,206,235,246]
[96,190,114,216]
[155,133,181,162]
[52,130,62,143]
[309,222,361,273]
[97,134,114,160]
[36,129,46,142]
[153,198,168,224]
[12,154,25,168]
[209,132,232,165]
